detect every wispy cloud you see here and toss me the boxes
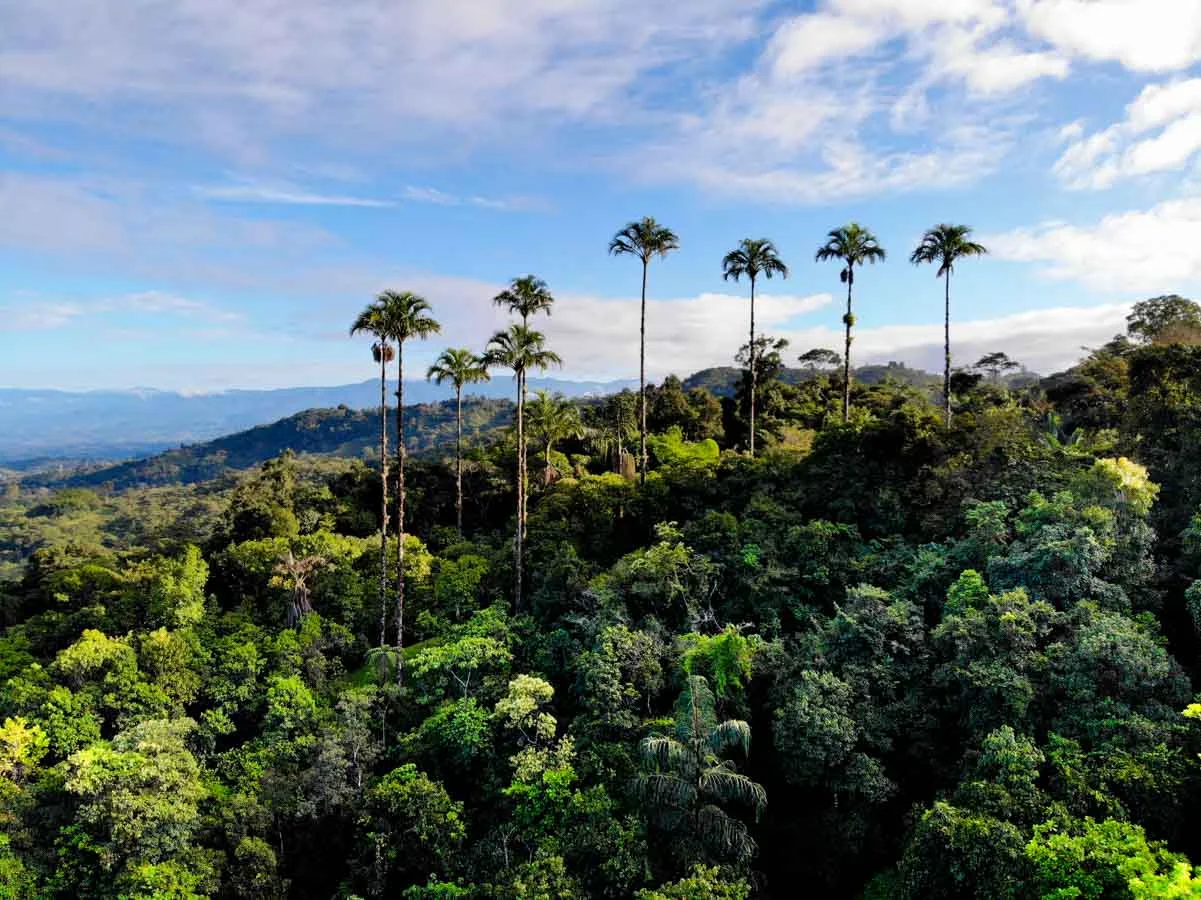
[197,183,395,207]
[401,185,545,212]
[0,291,244,333]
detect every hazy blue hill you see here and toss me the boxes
[23,398,513,491]
[0,377,630,462]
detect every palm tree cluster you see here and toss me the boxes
[350,221,986,661]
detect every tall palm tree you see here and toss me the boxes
[376,290,441,684]
[349,303,395,648]
[427,348,491,535]
[483,324,562,611]
[816,224,886,422]
[609,217,679,483]
[636,676,767,865]
[721,238,789,456]
[910,224,988,427]
[493,275,555,327]
[525,390,585,484]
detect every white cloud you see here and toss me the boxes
[766,14,885,77]
[643,0,1072,204]
[986,198,1201,292]
[1017,0,1201,72]
[1055,78,1201,188]
[847,303,1132,374]
[0,0,763,157]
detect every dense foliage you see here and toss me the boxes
[5,296,1201,898]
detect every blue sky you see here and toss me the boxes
[3,0,1201,391]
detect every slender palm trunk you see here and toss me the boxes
[749,276,757,457]
[455,385,464,535]
[944,269,952,428]
[395,344,406,686]
[378,351,389,649]
[639,259,648,484]
[843,268,854,423]
[514,368,525,611]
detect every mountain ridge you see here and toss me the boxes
[0,376,635,462]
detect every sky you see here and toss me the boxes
[3,0,1201,392]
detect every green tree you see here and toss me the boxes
[427,348,491,535]
[973,351,1019,382]
[721,238,789,457]
[798,347,842,374]
[525,391,585,484]
[815,223,886,422]
[57,719,207,897]
[609,217,680,482]
[351,301,396,648]
[484,325,562,610]
[909,224,988,426]
[354,764,466,894]
[377,290,441,682]
[1126,294,1201,344]
[636,676,766,868]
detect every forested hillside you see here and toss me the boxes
[5,291,1201,899]
[18,400,513,491]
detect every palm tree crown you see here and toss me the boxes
[349,301,389,343]
[493,275,554,326]
[609,217,680,262]
[909,224,987,275]
[483,324,562,376]
[427,348,490,392]
[526,390,585,482]
[721,238,789,285]
[376,290,441,344]
[815,223,887,274]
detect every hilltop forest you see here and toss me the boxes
[7,236,1201,897]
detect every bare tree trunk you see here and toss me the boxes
[639,259,648,484]
[455,386,464,535]
[378,349,389,649]
[515,368,525,611]
[843,268,854,424]
[395,343,406,686]
[749,276,757,457]
[944,270,952,428]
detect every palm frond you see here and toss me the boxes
[634,772,698,811]
[707,718,752,757]
[699,765,767,812]
[694,805,757,861]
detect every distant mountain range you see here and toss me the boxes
[19,399,515,491]
[0,376,634,463]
